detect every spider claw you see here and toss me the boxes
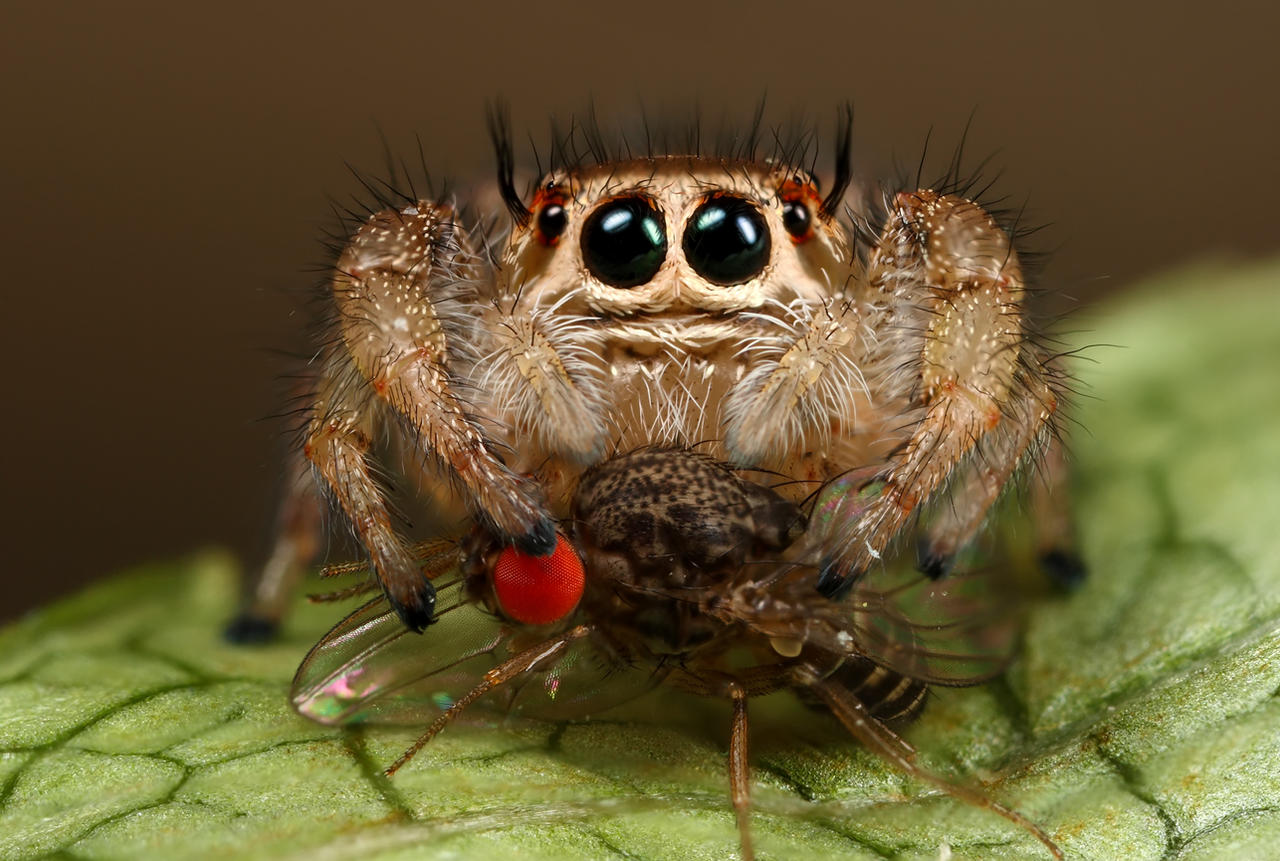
[222,612,279,644]
[1039,549,1087,591]
[816,561,858,600]
[387,577,438,632]
[915,539,954,580]
[513,515,558,557]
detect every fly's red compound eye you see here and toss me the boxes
[491,533,585,625]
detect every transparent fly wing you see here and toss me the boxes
[731,471,1018,687]
[839,565,1019,685]
[499,635,665,721]
[747,559,1018,687]
[291,576,512,726]
[291,571,656,727]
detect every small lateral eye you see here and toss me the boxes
[536,202,568,245]
[782,199,811,241]
[682,195,771,286]
[491,533,585,625]
[581,196,668,288]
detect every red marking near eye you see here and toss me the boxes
[492,533,585,625]
[780,178,820,200]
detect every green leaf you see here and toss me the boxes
[3,258,1279,860]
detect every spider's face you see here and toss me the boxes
[500,158,852,320]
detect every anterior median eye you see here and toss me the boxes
[682,195,771,286]
[581,196,667,288]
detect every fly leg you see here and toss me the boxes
[385,625,592,775]
[800,670,1063,860]
[727,684,755,861]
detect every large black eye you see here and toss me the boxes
[581,196,667,288]
[682,196,771,286]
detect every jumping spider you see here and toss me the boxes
[232,109,1077,634]
[232,109,1082,859]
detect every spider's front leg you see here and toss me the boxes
[819,190,1069,596]
[318,204,553,629]
[226,395,327,642]
[913,375,1082,585]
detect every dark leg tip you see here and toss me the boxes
[1040,549,1088,590]
[816,561,858,600]
[223,612,279,645]
[387,581,438,633]
[915,539,954,580]
[514,516,558,557]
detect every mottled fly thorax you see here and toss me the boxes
[572,449,803,658]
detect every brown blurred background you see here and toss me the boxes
[2,2,1277,620]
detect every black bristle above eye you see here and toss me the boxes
[821,103,854,218]
[484,102,859,236]
[487,103,532,228]
[512,99,846,187]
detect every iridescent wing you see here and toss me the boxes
[292,577,508,726]
[293,563,660,727]
[499,632,665,721]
